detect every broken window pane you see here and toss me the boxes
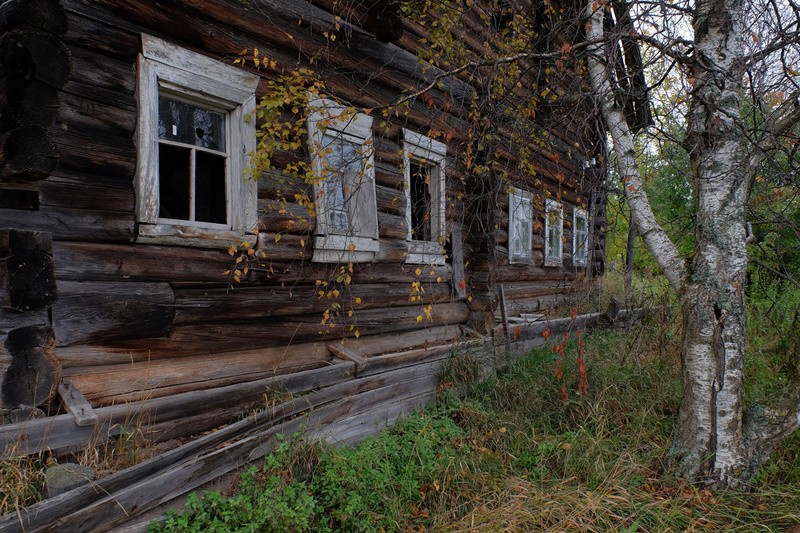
[158,96,226,152]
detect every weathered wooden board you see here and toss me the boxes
[62,342,333,405]
[51,123,136,180]
[335,324,463,358]
[172,282,453,325]
[495,312,604,344]
[0,358,448,532]
[51,281,174,346]
[1,362,355,458]
[166,301,469,348]
[52,241,234,283]
[57,378,97,426]
[39,173,134,213]
[0,206,134,243]
[322,391,437,447]
[357,343,457,377]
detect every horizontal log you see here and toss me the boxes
[257,198,314,233]
[172,282,453,325]
[378,211,407,239]
[356,260,453,284]
[498,312,604,343]
[1,354,455,530]
[0,0,69,35]
[496,294,573,316]
[39,173,134,213]
[57,91,136,137]
[358,343,455,377]
[63,343,333,406]
[62,7,140,62]
[336,324,464,358]
[0,126,58,182]
[51,123,136,180]
[255,232,312,261]
[52,241,235,283]
[2,360,358,468]
[0,206,134,243]
[257,169,312,200]
[0,365,368,520]
[375,183,406,215]
[165,301,470,350]
[64,43,136,97]
[51,281,174,346]
[494,280,576,300]
[9,371,431,533]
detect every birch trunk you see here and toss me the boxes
[585,0,800,488]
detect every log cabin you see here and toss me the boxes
[0,0,609,450]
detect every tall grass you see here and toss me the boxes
[152,302,800,531]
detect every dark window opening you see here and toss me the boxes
[195,151,227,224]
[409,159,433,242]
[0,189,39,211]
[157,94,229,225]
[158,144,191,220]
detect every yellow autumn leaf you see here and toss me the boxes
[348,243,356,252]
[416,315,423,322]
[355,297,362,304]
[415,268,422,276]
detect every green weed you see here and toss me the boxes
[150,302,799,532]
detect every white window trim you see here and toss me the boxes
[402,129,447,265]
[508,187,533,264]
[544,198,563,267]
[573,207,590,267]
[135,34,259,248]
[307,96,378,263]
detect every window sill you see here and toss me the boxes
[137,223,256,249]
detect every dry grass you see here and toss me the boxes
[0,445,50,518]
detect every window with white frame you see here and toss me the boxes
[573,207,589,267]
[403,129,446,265]
[508,187,533,264]
[136,34,259,247]
[544,198,563,266]
[307,97,378,263]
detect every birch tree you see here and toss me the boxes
[585,0,800,487]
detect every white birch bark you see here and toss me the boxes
[582,0,799,488]
[584,5,687,294]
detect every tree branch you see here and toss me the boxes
[584,1,687,293]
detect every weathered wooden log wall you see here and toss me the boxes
[0,0,605,430]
